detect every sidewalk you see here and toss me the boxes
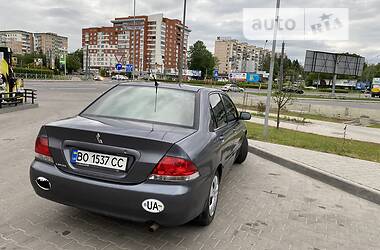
[249,139,380,205]
[247,115,380,144]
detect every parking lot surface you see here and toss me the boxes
[1,81,380,250]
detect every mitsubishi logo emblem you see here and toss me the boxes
[96,133,103,144]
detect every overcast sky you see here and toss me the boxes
[1,0,379,64]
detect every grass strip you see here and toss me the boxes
[246,122,380,163]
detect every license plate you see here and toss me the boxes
[71,149,128,171]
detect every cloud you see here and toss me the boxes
[0,0,379,64]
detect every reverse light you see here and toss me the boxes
[149,156,200,181]
[35,136,53,164]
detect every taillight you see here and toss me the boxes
[35,136,53,164]
[149,156,200,181]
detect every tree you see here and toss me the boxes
[273,87,294,129]
[66,49,83,74]
[360,63,380,82]
[188,41,217,79]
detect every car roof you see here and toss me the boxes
[118,81,220,94]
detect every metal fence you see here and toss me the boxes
[229,92,380,122]
[0,89,37,109]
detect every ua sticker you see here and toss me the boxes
[142,199,165,213]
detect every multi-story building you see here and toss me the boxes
[34,33,68,68]
[0,30,34,54]
[34,33,68,55]
[0,30,68,68]
[214,37,270,75]
[82,13,190,73]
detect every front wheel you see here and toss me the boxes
[235,136,248,164]
[197,173,220,226]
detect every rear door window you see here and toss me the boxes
[209,94,227,129]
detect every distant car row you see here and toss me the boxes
[93,75,129,81]
[112,75,128,81]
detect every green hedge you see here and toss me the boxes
[318,88,350,94]
[14,67,55,75]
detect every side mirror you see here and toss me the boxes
[239,112,251,121]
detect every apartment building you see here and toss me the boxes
[34,33,68,55]
[0,30,34,54]
[214,37,270,75]
[82,13,190,73]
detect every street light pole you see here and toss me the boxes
[132,0,136,80]
[178,0,187,84]
[263,0,281,139]
[85,43,89,80]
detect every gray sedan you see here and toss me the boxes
[30,82,251,227]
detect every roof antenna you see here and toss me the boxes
[149,70,159,132]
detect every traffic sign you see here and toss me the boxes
[126,64,134,73]
[213,69,219,78]
[116,63,122,71]
[115,54,124,63]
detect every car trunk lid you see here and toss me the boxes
[45,115,196,184]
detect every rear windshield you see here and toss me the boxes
[82,86,196,127]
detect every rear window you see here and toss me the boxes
[82,86,196,127]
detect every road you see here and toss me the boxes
[1,81,380,249]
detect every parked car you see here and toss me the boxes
[112,74,128,81]
[221,84,245,92]
[30,82,251,227]
[282,86,304,94]
[93,75,104,81]
[304,86,316,90]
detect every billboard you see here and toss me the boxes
[373,78,380,85]
[184,70,201,77]
[246,73,261,83]
[229,73,247,82]
[304,50,365,76]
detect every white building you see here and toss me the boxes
[214,37,270,75]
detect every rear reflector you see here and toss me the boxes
[149,156,200,181]
[35,136,53,163]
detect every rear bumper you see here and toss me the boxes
[30,160,209,226]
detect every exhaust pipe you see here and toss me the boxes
[148,223,160,232]
[36,177,51,191]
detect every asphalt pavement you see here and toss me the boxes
[1,80,380,249]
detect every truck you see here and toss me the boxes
[371,78,380,98]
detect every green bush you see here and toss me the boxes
[318,88,349,94]
[14,67,55,75]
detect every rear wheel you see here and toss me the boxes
[235,136,248,164]
[197,173,220,226]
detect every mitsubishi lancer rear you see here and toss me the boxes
[30,82,250,227]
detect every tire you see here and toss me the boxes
[197,173,220,226]
[235,136,248,164]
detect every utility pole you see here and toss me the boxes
[132,0,136,80]
[86,44,89,80]
[263,0,281,139]
[178,0,187,84]
[64,53,67,76]
[332,54,338,96]
[279,41,285,90]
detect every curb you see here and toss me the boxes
[0,104,39,114]
[248,145,380,206]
